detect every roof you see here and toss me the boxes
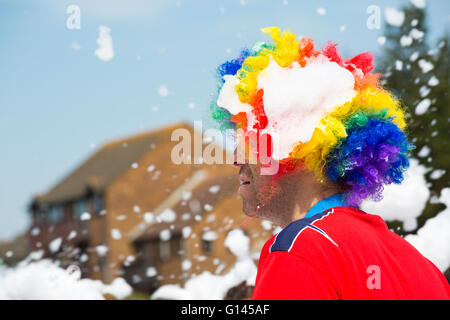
[0,233,30,264]
[132,167,239,243]
[34,122,193,204]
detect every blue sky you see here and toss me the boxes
[0,0,449,240]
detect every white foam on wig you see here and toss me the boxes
[217,75,253,116]
[217,55,355,160]
[258,56,355,160]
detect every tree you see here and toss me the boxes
[378,4,449,234]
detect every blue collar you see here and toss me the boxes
[304,193,347,219]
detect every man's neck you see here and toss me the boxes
[280,191,341,228]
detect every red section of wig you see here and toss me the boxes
[251,89,268,130]
[322,42,374,75]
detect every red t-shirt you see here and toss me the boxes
[252,206,450,300]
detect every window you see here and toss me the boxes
[202,240,212,254]
[179,237,185,255]
[201,230,217,254]
[35,204,48,225]
[36,212,47,225]
[159,240,170,262]
[73,199,86,220]
[48,205,64,224]
[93,194,103,214]
[146,243,158,264]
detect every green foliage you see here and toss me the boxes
[378,4,449,234]
[125,290,150,300]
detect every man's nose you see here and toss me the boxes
[233,161,241,168]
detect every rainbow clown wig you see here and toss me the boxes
[211,27,414,207]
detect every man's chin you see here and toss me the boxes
[242,203,259,218]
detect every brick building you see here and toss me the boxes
[127,166,272,292]
[27,123,274,292]
[0,233,30,266]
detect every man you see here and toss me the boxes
[235,159,450,299]
[213,27,450,299]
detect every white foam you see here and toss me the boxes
[257,56,355,160]
[361,159,429,231]
[405,188,450,271]
[152,229,257,300]
[94,25,114,62]
[385,8,405,27]
[0,260,131,300]
[217,75,253,116]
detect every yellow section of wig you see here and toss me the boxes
[291,86,406,176]
[235,27,299,104]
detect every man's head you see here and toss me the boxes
[233,154,346,226]
[212,27,413,215]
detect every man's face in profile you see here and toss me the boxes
[237,162,266,218]
[232,124,315,225]
[235,157,303,224]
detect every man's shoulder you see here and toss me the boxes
[266,206,385,255]
[269,208,339,254]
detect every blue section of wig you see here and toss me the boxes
[210,48,252,130]
[217,48,252,81]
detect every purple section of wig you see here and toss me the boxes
[327,118,413,207]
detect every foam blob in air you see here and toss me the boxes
[94,25,114,62]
